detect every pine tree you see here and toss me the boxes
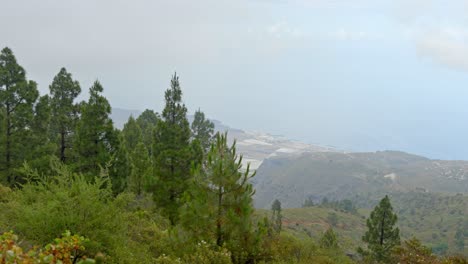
[302,197,314,207]
[271,199,282,233]
[320,228,339,249]
[74,80,116,176]
[195,133,255,244]
[26,95,56,174]
[136,109,159,153]
[129,142,152,196]
[191,109,214,152]
[0,47,39,186]
[49,67,81,163]
[152,73,191,225]
[109,131,130,194]
[121,116,142,152]
[360,195,400,262]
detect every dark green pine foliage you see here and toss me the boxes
[74,81,117,177]
[186,132,258,263]
[109,131,130,195]
[136,109,159,155]
[49,67,81,163]
[271,199,282,233]
[191,109,214,152]
[0,47,39,186]
[361,195,400,262]
[320,228,339,249]
[26,95,56,174]
[121,116,142,153]
[152,73,192,225]
[129,141,152,196]
[120,116,149,195]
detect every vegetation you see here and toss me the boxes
[0,47,466,263]
[359,195,401,263]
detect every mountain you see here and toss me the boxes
[253,151,468,209]
[111,107,335,170]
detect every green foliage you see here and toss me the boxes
[49,67,81,163]
[271,199,282,233]
[360,195,400,263]
[191,109,214,152]
[321,199,358,214]
[74,81,117,176]
[152,73,192,225]
[129,142,152,195]
[302,197,314,207]
[454,228,465,251]
[135,109,159,155]
[109,132,131,195]
[182,241,232,264]
[25,95,56,175]
[433,243,449,256]
[121,116,142,152]
[0,49,465,264]
[0,47,39,186]
[327,212,339,227]
[320,228,339,249]
[183,132,262,263]
[391,238,468,264]
[0,162,127,259]
[391,237,439,264]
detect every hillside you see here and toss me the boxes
[266,192,467,256]
[257,206,367,253]
[253,151,468,208]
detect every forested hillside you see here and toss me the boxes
[254,151,468,208]
[0,47,466,263]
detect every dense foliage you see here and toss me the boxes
[0,47,465,263]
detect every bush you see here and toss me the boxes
[0,231,99,264]
[0,163,153,263]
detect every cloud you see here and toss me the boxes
[392,0,435,24]
[390,0,468,72]
[416,27,468,71]
[266,22,304,38]
[329,29,368,41]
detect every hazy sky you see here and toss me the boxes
[2,0,468,159]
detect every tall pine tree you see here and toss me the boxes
[129,142,152,196]
[184,133,258,263]
[49,67,81,163]
[26,95,56,174]
[0,47,39,185]
[360,195,400,262]
[191,109,214,152]
[121,116,142,153]
[74,80,116,176]
[136,109,159,155]
[109,131,130,194]
[152,73,191,225]
[271,199,282,233]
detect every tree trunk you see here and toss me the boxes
[380,211,386,246]
[5,100,11,185]
[60,129,66,162]
[216,187,223,247]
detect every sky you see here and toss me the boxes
[2,0,468,159]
